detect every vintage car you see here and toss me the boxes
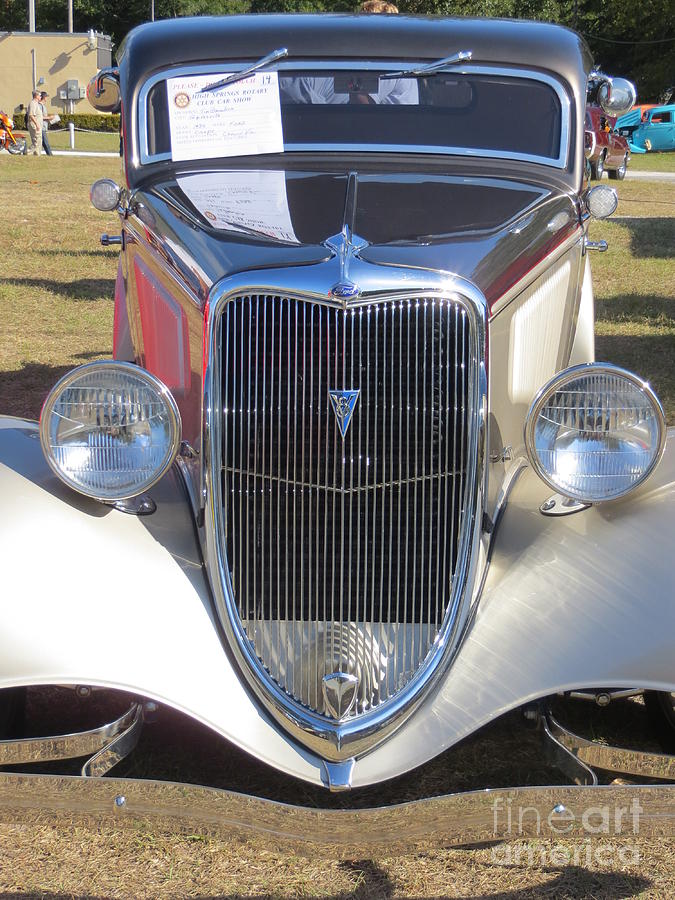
[584,106,630,179]
[1,15,674,853]
[624,103,675,153]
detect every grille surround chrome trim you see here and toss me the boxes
[203,260,488,761]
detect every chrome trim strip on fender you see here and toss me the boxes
[0,773,673,855]
[202,258,488,763]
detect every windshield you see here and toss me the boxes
[141,66,567,166]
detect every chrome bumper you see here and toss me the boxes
[1,701,675,854]
[0,774,674,855]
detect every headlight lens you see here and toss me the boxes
[525,364,665,503]
[40,362,181,501]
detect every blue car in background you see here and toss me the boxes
[617,104,675,153]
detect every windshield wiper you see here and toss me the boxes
[200,47,288,93]
[380,50,472,80]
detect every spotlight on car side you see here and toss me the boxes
[90,178,122,212]
[585,184,618,219]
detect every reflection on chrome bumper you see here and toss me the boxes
[0,703,143,777]
[1,699,675,853]
[548,712,675,782]
[0,774,674,855]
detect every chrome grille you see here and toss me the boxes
[221,295,474,718]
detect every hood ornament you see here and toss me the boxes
[322,672,360,720]
[329,389,360,439]
[324,225,368,307]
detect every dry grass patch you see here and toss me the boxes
[0,824,673,898]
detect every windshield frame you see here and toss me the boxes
[136,60,571,169]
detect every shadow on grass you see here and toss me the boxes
[595,332,675,422]
[0,360,104,419]
[0,864,653,899]
[613,217,675,259]
[595,332,675,372]
[596,293,675,324]
[0,276,114,301]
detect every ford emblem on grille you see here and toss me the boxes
[330,280,360,300]
[329,389,360,439]
[322,672,360,720]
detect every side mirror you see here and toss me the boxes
[597,77,637,117]
[87,68,121,114]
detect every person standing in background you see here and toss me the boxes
[26,90,43,156]
[40,92,55,156]
[360,0,399,10]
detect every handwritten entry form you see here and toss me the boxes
[167,72,284,161]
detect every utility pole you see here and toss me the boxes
[28,0,35,31]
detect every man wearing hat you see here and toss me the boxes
[26,90,43,156]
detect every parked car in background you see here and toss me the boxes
[585,105,630,178]
[1,15,674,853]
[623,104,675,152]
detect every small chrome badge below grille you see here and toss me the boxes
[328,389,360,439]
[322,672,360,720]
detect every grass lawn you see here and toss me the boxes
[13,128,120,153]
[591,179,675,422]
[47,127,120,153]
[0,155,119,417]
[0,155,673,898]
[628,150,675,172]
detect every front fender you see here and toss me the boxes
[0,417,323,784]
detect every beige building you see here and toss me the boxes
[0,31,113,117]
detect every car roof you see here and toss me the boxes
[646,105,675,115]
[118,14,592,92]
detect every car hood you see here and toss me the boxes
[133,167,580,309]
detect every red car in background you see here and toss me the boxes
[585,105,631,179]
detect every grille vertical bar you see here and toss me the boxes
[221,295,473,718]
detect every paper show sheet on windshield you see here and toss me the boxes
[167,72,283,162]
[177,171,299,244]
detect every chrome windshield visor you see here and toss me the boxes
[203,260,487,761]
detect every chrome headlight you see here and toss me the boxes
[40,362,181,501]
[525,364,665,503]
